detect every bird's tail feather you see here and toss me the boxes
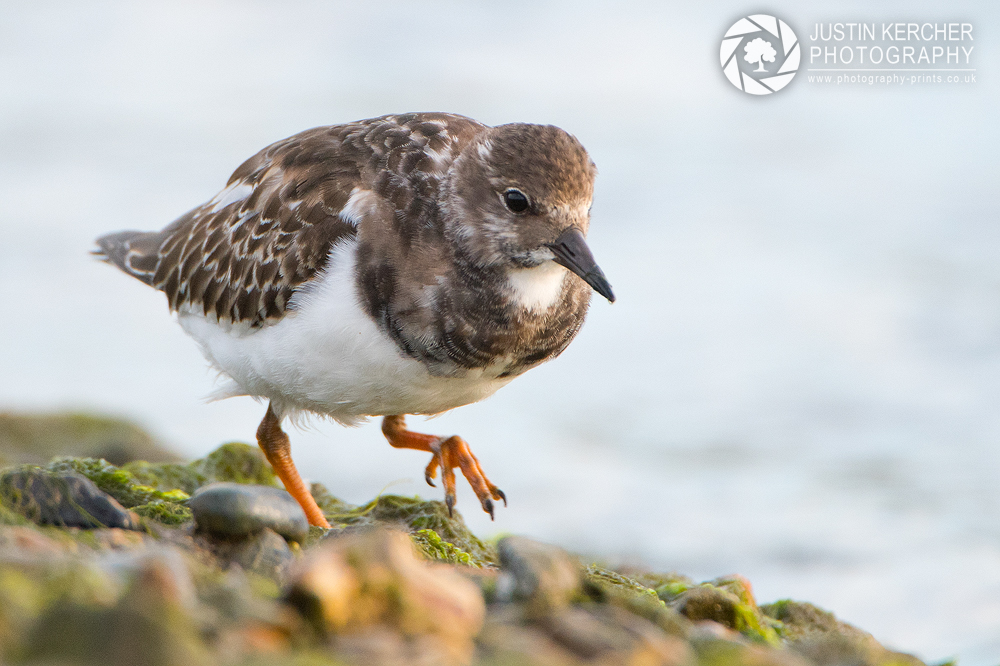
[93,230,164,286]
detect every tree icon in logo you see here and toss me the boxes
[720,14,799,95]
[744,37,776,72]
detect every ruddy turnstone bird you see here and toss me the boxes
[95,112,614,528]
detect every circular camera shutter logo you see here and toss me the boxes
[720,14,799,94]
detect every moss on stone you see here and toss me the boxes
[133,500,193,525]
[584,564,663,605]
[195,442,278,487]
[629,571,695,602]
[709,576,782,646]
[0,433,930,666]
[760,602,926,666]
[0,499,30,526]
[325,494,498,566]
[582,564,692,639]
[728,594,781,646]
[28,443,284,528]
[761,599,893,655]
[411,528,481,567]
[124,460,206,495]
[45,457,160,508]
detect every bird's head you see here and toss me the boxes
[442,123,615,303]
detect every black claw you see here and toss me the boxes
[445,493,455,517]
[425,473,436,488]
[483,498,495,521]
[496,488,507,507]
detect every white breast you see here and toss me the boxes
[177,238,514,424]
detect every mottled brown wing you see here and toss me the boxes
[96,113,483,326]
[96,126,367,326]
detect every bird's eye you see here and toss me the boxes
[502,189,530,214]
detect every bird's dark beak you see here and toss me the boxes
[545,227,615,303]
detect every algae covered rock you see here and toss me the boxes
[668,579,779,646]
[762,600,925,666]
[0,467,141,530]
[0,428,933,666]
[35,442,283,529]
[479,538,695,666]
[322,493,498,567]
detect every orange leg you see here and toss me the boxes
[256,403,331,528]
[381,415,506,519]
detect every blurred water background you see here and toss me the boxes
[2,1,999,662]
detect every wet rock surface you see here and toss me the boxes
[189,482,309,543]
[0,422,930,666]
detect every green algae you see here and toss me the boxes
[125,460,206,495]
[133,499,193,525]
[196,442,279,487]
[0,498,30,526]
[411,528,479,567]
[323,494,498,566]
[760,601,927,666]
[581,564,692,638]
[581,566,782,645]
[584,564,663,604]
[45,457,168,508]
[30,442,282,528]
[724,589,781,646]
[0,430,932,666]
[710,575,782,645]
[629,571,695,602]
[762,599,876,648]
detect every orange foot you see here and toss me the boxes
[382,415,507,519]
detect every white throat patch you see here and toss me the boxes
[507,262,567,312]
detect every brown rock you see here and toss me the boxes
[691,631,813,666]
[477,604,694,666]
[19,553,209,666]
[0,526,66,555]
[496,536,582,611]
[476,610,582,666]
[761,600,925,666]
[544,605,694,666]
[211,527,294,582]
[670,586,741,626]
[286,528,485,665]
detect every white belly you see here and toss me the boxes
[177,239,513,424]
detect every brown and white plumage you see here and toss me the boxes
[96,112,614,524]
[97,113,476,327]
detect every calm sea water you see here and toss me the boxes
[2,2,999,662]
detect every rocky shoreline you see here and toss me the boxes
[0,414,929,666]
